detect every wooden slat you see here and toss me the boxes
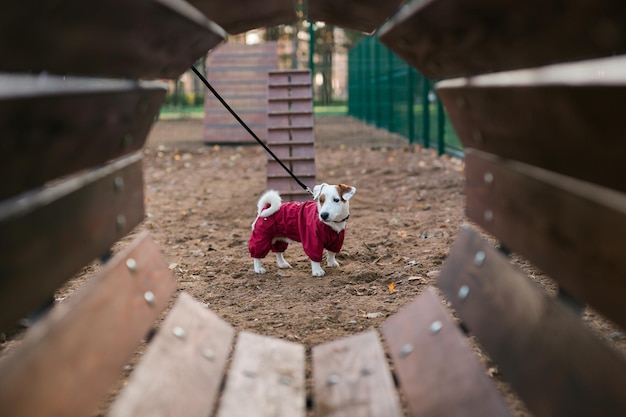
[308,0,405,34]
[216,331,305,417]
[187,0,296,34]
[378,0,626,78]
[312,330,402,417]
[437,226,626,417]
[436,56,626,193]
[382,288,512,417]
[0,231,176,417]
[108,292,235,417]
[0,154,145,332]
[464,149,626,330]
[0,75,166,199]
[0,0,225,79]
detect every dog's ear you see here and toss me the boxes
[312,183,327,200]
[339,184,356,201]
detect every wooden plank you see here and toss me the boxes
[0,0,225,79]
[308,0,405,33]
[437,226,626,417]
[382,287,512,417]
[464,149,626,330]
[108,292,235,417]
[0,154,145,332]
[0,75,166,199]
[187,0,296,34]
[378,0,626,78]
[312,330,402,417]
[436,55,626,193]
[216,331,305,417]
[0,231,176,417]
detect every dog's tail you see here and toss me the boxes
[257,190,282,218]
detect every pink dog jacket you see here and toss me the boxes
[249,201,345,263]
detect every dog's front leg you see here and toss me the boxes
[275,252,292,269]
[311,261,325,277]
[326,251,340,268]
[253,258,266,274]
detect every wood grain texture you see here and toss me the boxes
[108,292,235,417]
[188,0,296,34]
[308,0,405,33]
[0,154,145,332]
[436,56,626,193]
[0,0,225,79]
[0,75,166,199]
[378,0,626,78]
[464,149,626,331]
[437,226,626,417]
[216,331,305,417]
[382,288,512,417]
[312,330,402,417]
[0,231,176,417]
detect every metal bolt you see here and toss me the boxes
[361,367,373,376]
[126,258,137,272]
[143,291,155,306]
[279,376,292,386]
[172,326,186,339]
[484,172,494,184]
[458,285,470,299]
[326,375,340,386]
[474,251,486,266]
[484,210,494,222]
[430,320,443,334]
[400,343,414,358]
[114,177,124,192]
[202,348,215,361]
[116,214,126,231]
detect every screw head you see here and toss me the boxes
[116,214,127,231]
[126,258,137,272]
[279,376,293,386]
[143,291,155,306]
[484,172,494,184]
[326,374,340,386]
[202,348,215,361]
[243,369,257,378]
[484,210,494,222]
[400,343,414,358]
[430,320,443,334]
[361,367,373,376]
[458,285,470,299]
[114,177,124,192]
[474,251,486,266]
[172,326,186,339]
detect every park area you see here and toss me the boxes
[5,115,619,416]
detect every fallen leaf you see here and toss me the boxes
[398,230,407,238]
[388,282,395,293]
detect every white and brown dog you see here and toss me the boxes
[248,183,356,277]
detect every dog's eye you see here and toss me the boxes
[333,197,340,203]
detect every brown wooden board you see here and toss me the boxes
[308,0,405,34]
[382,287,512,417]
[464,149,626,331]
[0,154,145,332]
[437,226,626,417]
[312,330,402,417]
[0,0,225,79]
[0,75,166,199]
[216,331,305,417]
[0,231,176,417]
[187,0,296,34]
[437,56,626,193]
[378,0,626,78]
[108,292,235,417]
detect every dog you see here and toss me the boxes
[248,183,356,277]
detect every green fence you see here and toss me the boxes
[348,36,462,156]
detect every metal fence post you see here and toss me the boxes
[407,67,415,144]
[422,76,430,148]
[387,47,394,133]
[437,96,445,155]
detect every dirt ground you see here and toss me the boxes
[3,116,625,416]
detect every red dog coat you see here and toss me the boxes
[248,201,345,263]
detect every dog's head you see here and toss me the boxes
[312,183,356,231]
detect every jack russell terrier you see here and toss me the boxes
[248,183,356,277]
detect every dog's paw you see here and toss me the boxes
[254,267,267,274]
[277,261,292,269]
[326,259,340,268]
[312,268,326,277]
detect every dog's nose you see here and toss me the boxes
[320,212,329,221]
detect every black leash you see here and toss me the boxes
[190,65,313,196]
